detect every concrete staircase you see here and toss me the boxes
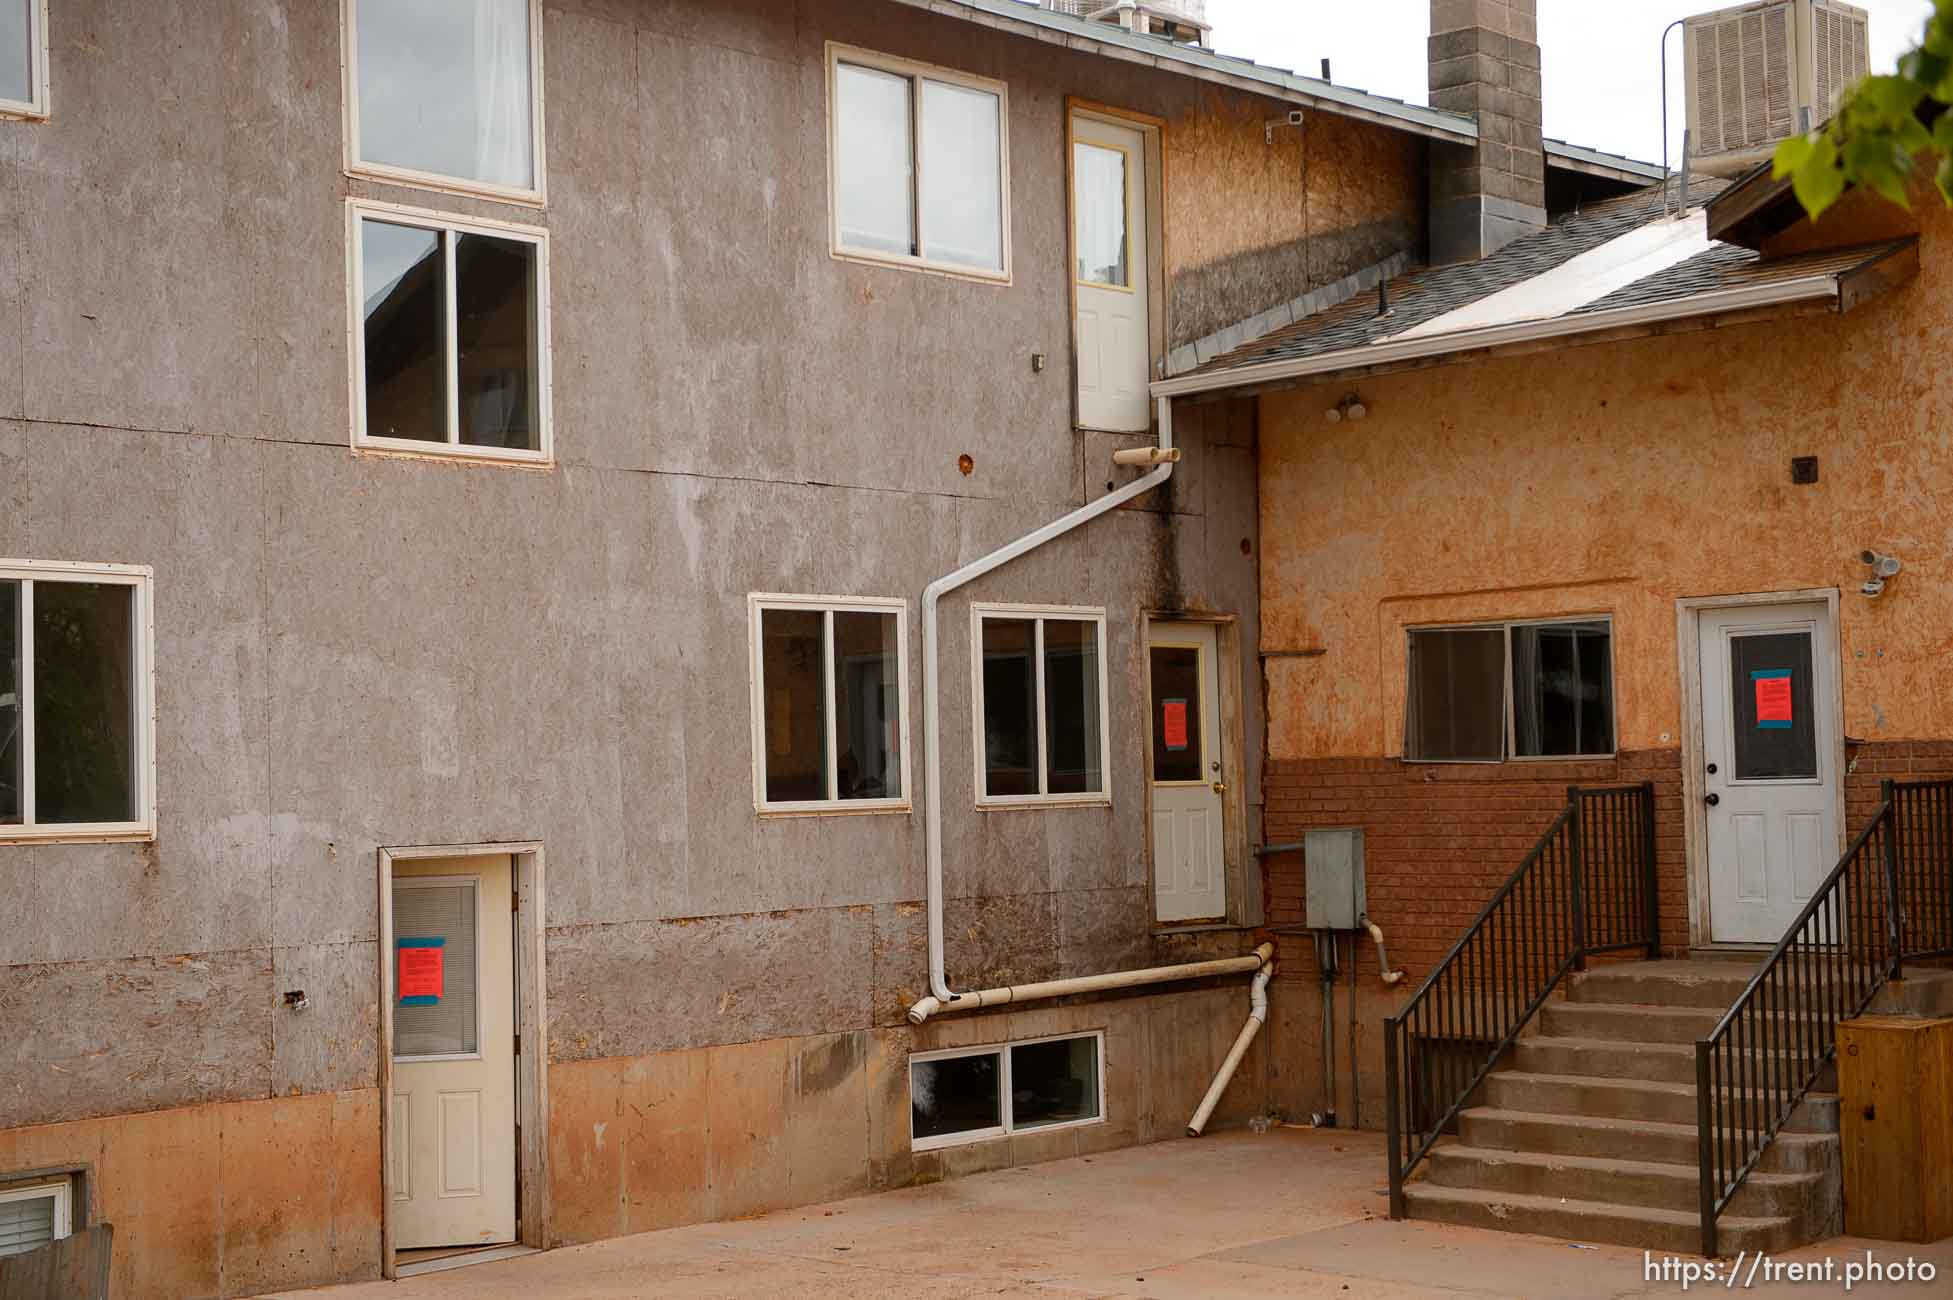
[1404,961,1843,1254]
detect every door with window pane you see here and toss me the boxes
[390,855,516,1250]
[1697,603,1840,943]
[1149,622,1225,921]
[1072,112,1151,432]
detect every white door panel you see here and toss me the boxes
[392,855,517,1249]
[1698,604,1840,944]
[1072,114,1151,433]
[1150,623,1226,922]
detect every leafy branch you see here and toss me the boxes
[1773,0,1953,217]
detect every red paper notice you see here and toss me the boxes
[398,946,444,1001]
[1755,674,1793,724]
[1163,700,1189,751]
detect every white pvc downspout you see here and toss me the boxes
[913,943,1272,1024]
[1187,954,1275,1136]
[909,397,1179,1025]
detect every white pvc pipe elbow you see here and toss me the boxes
[1186,959,1275,1137]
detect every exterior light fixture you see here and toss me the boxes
[1325,393,1368,423]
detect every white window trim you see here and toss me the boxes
[340,0,549,207]
[824,41,1013,285]
[345,197,554,466]
[1403,614,1618,764]
[747,593,912,816]
[0,1179,73,1255]
[909,1030,1106,1152]
[971,602,1111,808]
[0,560,155,844]
[0,0,48,121]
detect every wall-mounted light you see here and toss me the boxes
[1323,393,1368,424]
[1860,550,1902,598]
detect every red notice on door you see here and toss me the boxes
[398,939,445,1005]
[1753,670,1793,729]
[1163,699,1189,751]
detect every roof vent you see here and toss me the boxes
[1683,0,1869,177]
[1042,1,1212,47]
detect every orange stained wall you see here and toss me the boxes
[1256,204,1953,762]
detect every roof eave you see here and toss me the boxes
[1150,274,1844,400]
[885,0,1479,145]
[1544,141,1667,186]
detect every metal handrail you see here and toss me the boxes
[1384,783,1660,1217]
[1694,776,1953,1257]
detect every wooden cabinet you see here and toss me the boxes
[1837,1015,1953,1243]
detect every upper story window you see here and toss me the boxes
[2,561,155,842]
[1405,618,1616,762]
[349,200,552,463]
[0,1,49,120]
[973,605,1108,805]
[749,595,909,814]
[347,0,545,203]
[827,44,1009,280]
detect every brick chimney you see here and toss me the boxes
[1428,0,1546,264]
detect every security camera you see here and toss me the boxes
[1861,550,1902,579]
[1286,110,1306,127]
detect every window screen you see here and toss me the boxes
[1512,620,1614,758]
[0,1189,59,1259]
[1405,627,1505,761]
[392,880,480,1059]
[1728,631,1817,780]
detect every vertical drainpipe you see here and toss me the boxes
[912,397,1179,1018]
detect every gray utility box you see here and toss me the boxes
[1304,827,1367,931]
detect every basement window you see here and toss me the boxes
[974,605,1108,805]
[910,1032,1104,1151]
[346,0,545,202]
[350,202,552,463]
[0,1180,73,1259]
[1404,618,1616,762]
[827,43,1010,279]
[0,1,47,120]
[748,595,909,813]
[0,562,155,842]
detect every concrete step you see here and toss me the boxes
[1422,1144,1824,1219]
[1403,1183,1800,1255]
[1514,1035,1697,1084]
[1484,1071,1841,1132]
[1539,1001,1726,1044]
[1457,1107,1837,1173]
[1568,962,1760,1009]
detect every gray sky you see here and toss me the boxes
[1203,1,1934,165]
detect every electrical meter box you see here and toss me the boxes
[1304,827,1367,930]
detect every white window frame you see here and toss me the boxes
[909,1030,1106,1152]
[340,0,549,207]
[971,603,1111,808]
[0,0,48,121]
[1403,614,1618,764]
[0,560,156,844]
[747,593,912,816]
[389,872,486,1065]
[345,198,554,466]
[0,1179,73,1257]
[824,42,1013,284]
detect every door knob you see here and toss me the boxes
[1704,792,1720,807]
[1212,782,1228,795]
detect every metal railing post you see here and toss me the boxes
[1566,786,1587,971]
[1384,1018,1405,1218]
[1696,1041,1717,1258]
[1880,780,1904,981]
[1641,781,1660,960]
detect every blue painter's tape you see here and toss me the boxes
[399,995,439,1006]
[396,936,445,949]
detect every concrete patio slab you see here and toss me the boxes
[268,1129,1952,1300]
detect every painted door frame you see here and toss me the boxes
[378,842,549,1276]
[1143,612,1256,928]
[1065,98,1167,430]
[1675,590,1846,949]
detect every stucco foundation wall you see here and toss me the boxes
[546,982,1272,1246]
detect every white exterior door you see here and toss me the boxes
[1698,603,1840,944]
[1072,113,1151,433]
[391,855,517,1250]
[1150,622,1226,922]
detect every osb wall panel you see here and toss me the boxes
[1262,749,1688,976]
[1165,93,1424,345]
[1258,201,1953,761]
[0,1089,380,1300]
